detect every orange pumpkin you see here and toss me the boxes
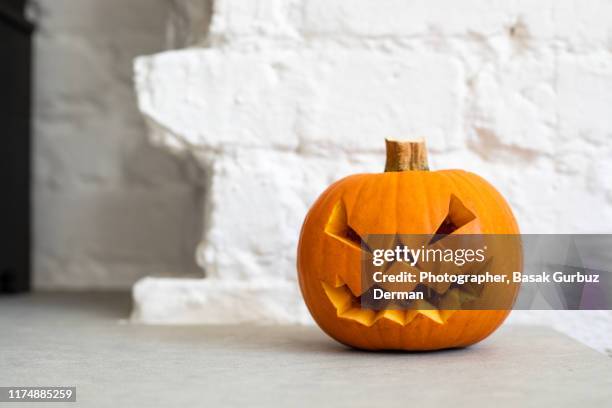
[297,140,521,350]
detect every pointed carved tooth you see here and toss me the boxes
[438,288,475,322]
[342,275,363,299]
[376,309,405,325]
[413,300,444,324]
[404,309,419,325]
[339,308,377,326]
[440,309,458,322]
[438,289,460,323]
[417,309,443,324]
[321,281,353,314]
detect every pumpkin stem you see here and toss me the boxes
[384,139,429,172]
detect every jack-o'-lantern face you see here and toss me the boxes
[297,141,521,351]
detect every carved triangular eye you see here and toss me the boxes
[325,201,366,251]
[430,194,476,244]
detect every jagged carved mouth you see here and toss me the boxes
[322,194,490,326]
[322,280,486,326]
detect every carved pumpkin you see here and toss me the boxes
[297,140,520,350]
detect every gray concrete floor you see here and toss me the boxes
[1,293,611,408]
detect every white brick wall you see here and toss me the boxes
[31,0,203,289]
[132,0,612,354]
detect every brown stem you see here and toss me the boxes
[384,139,429,172]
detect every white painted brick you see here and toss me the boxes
[132,277,311,324]
[135,49,305,151]
[298,51,465,153]
[302,0,610,49]
[302,0,517,38]
[557,52,612,145]
[469,50,557,154]
[164,0,612,50]
[209,0,301,41]
[194,148,380,281]
[549,0,612,50]
[136,49,464,153]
